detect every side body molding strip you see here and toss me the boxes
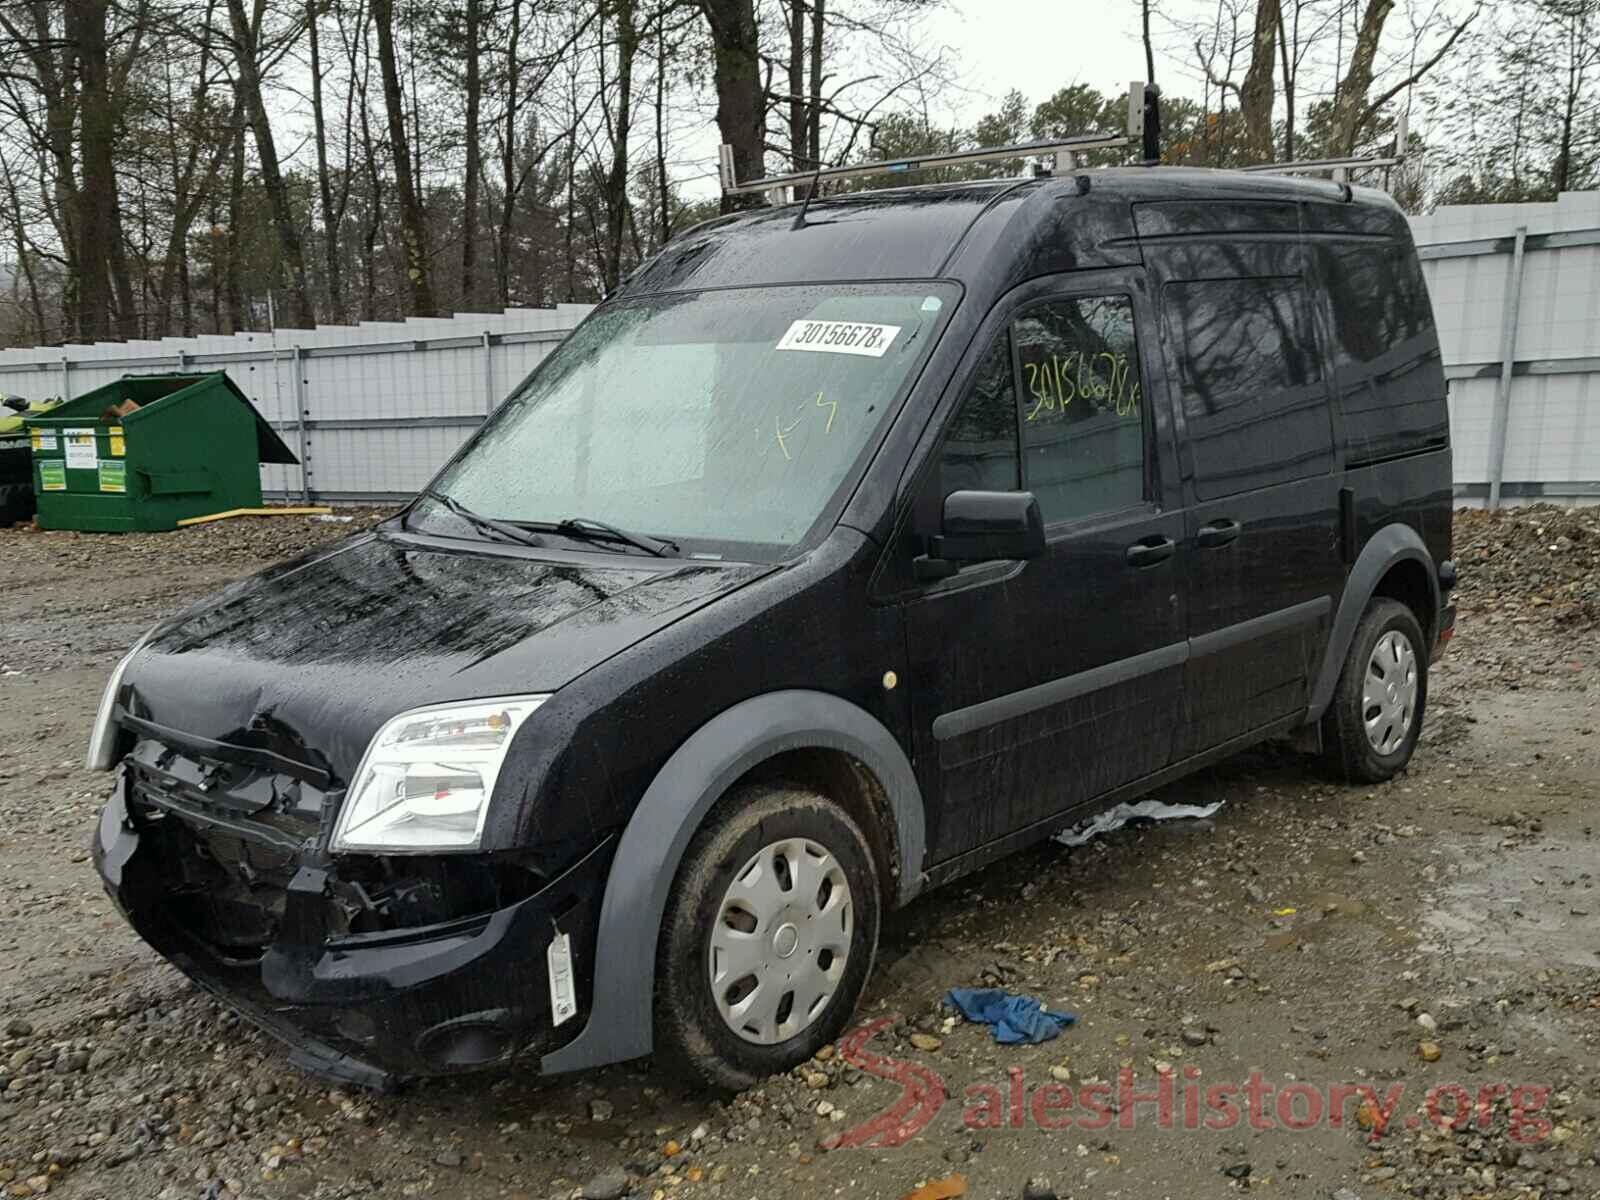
[931,642,1189,742]
[1306,521,1438,723]
[1189,596,1332,659]
[540,689,926,1075]
[931,597,1335,745]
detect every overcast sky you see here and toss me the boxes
[926,1,1156,125]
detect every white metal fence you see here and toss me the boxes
[1411,191,1600,507]
[1,190,1596,507]
[0,305,594,503]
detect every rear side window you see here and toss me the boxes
[1163,277,1333,499]
[1319,241,1447,465]
[1322,242,1431,366]
[939,295,1150,525]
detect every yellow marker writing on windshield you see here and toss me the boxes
[815,391,836,434]
[774,411,804,460]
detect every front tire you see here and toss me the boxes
[655,785,880,1092]
[1321,597,1428,783]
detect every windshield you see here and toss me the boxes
[416,282,957,555]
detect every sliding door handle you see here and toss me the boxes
[1126,536,1176,568]
[1196,518,1241,549]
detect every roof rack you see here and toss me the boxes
[1241,112,1409,181]
[720,82,1154,205]
[718,87,1409,204]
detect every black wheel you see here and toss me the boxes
[1321,598,1428,783]
[654,785,880,1092]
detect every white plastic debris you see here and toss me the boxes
[1053,799,1223,848]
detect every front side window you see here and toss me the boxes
[937,294,1149,526]
[418,283,957,555]
[1014,296,1146,522]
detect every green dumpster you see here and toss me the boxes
[23,372,298,532]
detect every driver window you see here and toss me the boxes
[1014,295,1148,523]
[937,296,1149,525]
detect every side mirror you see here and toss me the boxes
[915,490,1046,580]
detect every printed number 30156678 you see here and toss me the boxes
[776,319,901,358]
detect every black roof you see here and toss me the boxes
[620,167,1405,299]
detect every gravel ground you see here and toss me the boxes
[1,506,1598,1200]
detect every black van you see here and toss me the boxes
[89,167,1455,1091]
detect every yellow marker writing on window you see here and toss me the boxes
[774,411,804,461]
[815,391,836,434]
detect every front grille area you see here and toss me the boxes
[125,736,553,956]
[125,738,328,957]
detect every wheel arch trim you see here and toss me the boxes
[1307,522,1438,724]
[540,689,926,1074]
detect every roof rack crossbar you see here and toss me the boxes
[718,88,1409,200]
[721,82,1149,200]
[1242,113,1409,180]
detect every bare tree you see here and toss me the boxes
[1328,0,1476,155]
[308,0,354,323]
[371,0,436,316]
[1239,0,1279,161]
[224,0,316,327]
[598,0,639,292]
[460,0,482,306]
[0,148,46,342]
[699,0,764,209]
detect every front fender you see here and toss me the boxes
[1306,522,1439,723]
[540,689,926,1074]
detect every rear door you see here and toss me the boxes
[1138,202,1344,755]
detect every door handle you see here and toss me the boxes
[1126,536,1176,568]
[1196,518,1241,549]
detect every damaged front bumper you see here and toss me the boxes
[93,764,613,1090]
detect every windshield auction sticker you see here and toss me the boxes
[777,319,901,358]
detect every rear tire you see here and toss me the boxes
[654,785,880,1092]
[1321,598,1428,783]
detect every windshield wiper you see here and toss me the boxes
[419,488,545,549]
[536,516,679,557]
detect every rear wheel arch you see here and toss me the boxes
[1370,556,1436,645]
[539,690,925,1075]
[1308,523,1439,724]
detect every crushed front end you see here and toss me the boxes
[93,730,611,1089]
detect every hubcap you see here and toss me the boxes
[1363,629,1418,755]
[708,838,853,1045]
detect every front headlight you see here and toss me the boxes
[331,695,548,854]
[86,629,155,770]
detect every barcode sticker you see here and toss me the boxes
[776,319,901,358]
[547,931,577,1027]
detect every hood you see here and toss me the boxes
[123,531,770,783]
